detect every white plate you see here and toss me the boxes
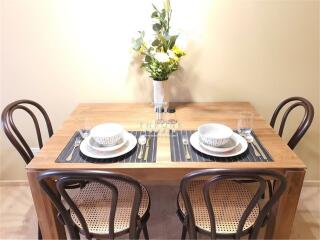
[88,134,127,152]
[80,132,137,159]
[190,131,248,157]
[199,133,240,153]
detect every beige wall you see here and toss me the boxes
[0,0,319,180]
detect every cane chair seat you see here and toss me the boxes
[70,180,150,235]
[178,180,259,234]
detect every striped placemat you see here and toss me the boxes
[169,130,273,162]
[56,131,157,163]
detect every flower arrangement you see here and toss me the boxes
[132,0,186,81]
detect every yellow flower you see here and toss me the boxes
[138,42,148,53]
[172,45,186,57]
[167,50,179,61]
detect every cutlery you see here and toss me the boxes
[66,137,81,161]
[252,135,267,159]
[79,129,90,139]
[245,135,261,157]
[138,135,147,159]
[143,137,151,161]
[182,136,191,160]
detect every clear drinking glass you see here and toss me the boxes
[140,121,149,136]
[153,101,168,124]
[171,121,179,137]
[77,110,93,138]
[155,106,165,124]
[237,112,254,136]
[165,107,177,136]
[166,107,177,124]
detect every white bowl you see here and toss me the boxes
[199,133,239,153]
[89,123,124,147]
[198,123,233,147]
[88,134,127,152]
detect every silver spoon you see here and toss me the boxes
[66,137,81,161]
[138,135,147,159]
[245,135,261,157]
[182,136,191,160]
[79,129,90,139]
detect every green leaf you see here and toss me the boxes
[132,38,143,51]
[151,11,159,18]
[168,35,178,49]
[152,23,162,32]
[145,55,152,63]
[158,34,166,45]
[152,4,160,13]
[161,9,166,19]
[138,31,145,37]
[158,34,168,51]
[151,39,161,46]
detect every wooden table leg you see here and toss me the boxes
[265,170,305,239]
[27,170,66,239]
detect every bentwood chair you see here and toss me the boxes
[1,99,54,239]
[1,99,53,164]
[176,169,287,240]
[270,97,314,150]
[38,170,151,240]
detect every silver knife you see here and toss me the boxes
[143,137,151,161]
[253,138,267,159]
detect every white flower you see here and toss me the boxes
[154,52,170,62]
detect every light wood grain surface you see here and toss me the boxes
[27,102,305,179]
[26,102,306,239]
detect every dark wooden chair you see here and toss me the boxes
[1,99,54,239]
[1,99,53,164]
[38,170,151,240]
[270,97,314,150]
[176,169,287,240]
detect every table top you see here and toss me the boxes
[26,102,306,180]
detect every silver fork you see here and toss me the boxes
[66,137,81,161]
[250,133,267,159]
[182,136,191,160]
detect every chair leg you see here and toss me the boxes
[142,224,149,240]
[181,225,187,240]
[74,226,80,239]
[267,180,273,198]
[136,226,142,239]
[37,224,42,240]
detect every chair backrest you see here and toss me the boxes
[179,169,287,240]
[1,99,53,164]
[270,97,314,149]
[37,170,144,240]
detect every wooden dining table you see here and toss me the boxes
[26,102,306,239]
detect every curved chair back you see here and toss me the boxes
[38,170,144,240]
[270,97,314,149]
[179,169,287,240]
[1,100,53,164]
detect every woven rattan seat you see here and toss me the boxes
[178,180,259,234]
[70,181,150,235]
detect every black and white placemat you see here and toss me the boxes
[169,130,273,162]
[56,131,157,163]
